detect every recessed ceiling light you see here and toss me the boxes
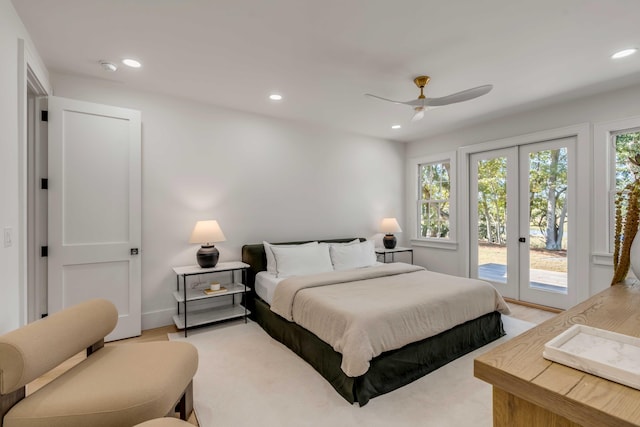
[122,58,142,68]
[99,60,117,72]
[269,94,283,101]
[611,48,637,59]
[391,124,401,129]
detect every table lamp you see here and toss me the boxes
[189,220,226,268]
[380,218,402,249]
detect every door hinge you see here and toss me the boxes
[41,246,48,257]
[41,110,48,122]
[41,178,48,189]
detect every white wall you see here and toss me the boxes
[51,73,406,329]
[407,82,640,299]
[0,0,49,334]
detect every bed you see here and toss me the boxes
[241,238,509,406]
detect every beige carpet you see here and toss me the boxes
[169,316,533,427]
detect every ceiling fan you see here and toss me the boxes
[365,76,493,122]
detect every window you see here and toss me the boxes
[594,117,640,264]
[418,160,451,239]
[613,129,640,193]
[409,151,457,248]
[610,128,640,252]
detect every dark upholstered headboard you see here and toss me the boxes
[241,238,365,289]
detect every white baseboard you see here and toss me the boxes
[142,307,175,330]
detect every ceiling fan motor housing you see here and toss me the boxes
[414,76,430,88]
[414,76,430,98]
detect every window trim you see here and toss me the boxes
[593,116,640,264]
[409,152,457,249]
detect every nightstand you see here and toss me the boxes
[172,261,250,337]
[375,247,414,264]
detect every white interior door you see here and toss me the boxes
[47,96,141,340]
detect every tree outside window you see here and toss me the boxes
[529,148,568,251]
[611,129,640,251]
[418,161,450,238]
[615,131,640,192]
[477,157,507,246]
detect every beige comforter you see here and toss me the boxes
[271,263,510,377]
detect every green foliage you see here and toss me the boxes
[612,132,640,247]
[419,162,450,238]
[611,131,640,285]
[475,149,568,251]
[470,131,640,256]
[528,148,567,250]
[615,132,640,191]
[477,157,507,244]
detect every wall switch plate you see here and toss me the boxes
[3,227,13,248]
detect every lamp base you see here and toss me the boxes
[197,245,219,268]
[383,234,397,249]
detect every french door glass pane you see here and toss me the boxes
[527,148,568,294]
[476,157,508,284]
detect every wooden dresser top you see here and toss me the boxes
[475,281,640,427]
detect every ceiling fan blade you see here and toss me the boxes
[411,109,425,122]
[365,93,416,105]
[402,98,428,107]
[424,84,493,107]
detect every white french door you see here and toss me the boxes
[47,96,142,340]
[470,148,519,300]
[470,137,576,309]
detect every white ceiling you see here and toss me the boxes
[12,0,640,143]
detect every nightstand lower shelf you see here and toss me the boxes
[173,282,248,302]
[173,305,251,329]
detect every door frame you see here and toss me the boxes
[459,124,591,307]
[18,39,51,326]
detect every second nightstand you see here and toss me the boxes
[375,247,414,264]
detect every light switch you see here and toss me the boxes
[3,227,13,248]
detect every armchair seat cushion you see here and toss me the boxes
[4,341,198,427]
[134,418,193,427]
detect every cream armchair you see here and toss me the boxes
[0,299,198,427]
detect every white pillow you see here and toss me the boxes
[271,243,333,278]
[328,238,360,247]
[329,240,377,271]
[263,241,317,274]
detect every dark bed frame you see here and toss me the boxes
[241,238,505,406]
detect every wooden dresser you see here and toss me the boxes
[474,281,640,427]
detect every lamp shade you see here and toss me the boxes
[380,218,402,234]
[189,220,227,244]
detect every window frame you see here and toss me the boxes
[409,152,457,249]
[593,116,640,265]
[609,128,640,253]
